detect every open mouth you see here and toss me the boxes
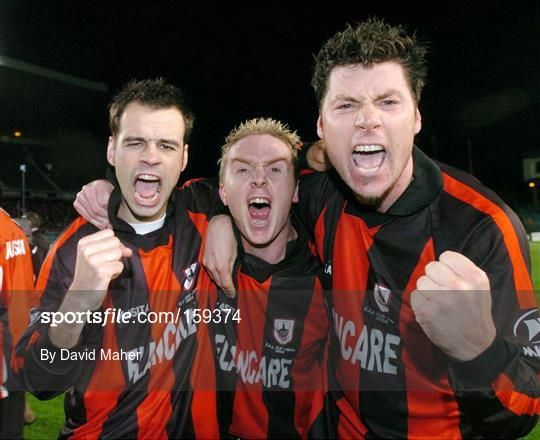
[352,144,386,174]
[248,197,271,226]
[134,174,162,206]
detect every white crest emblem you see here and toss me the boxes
[374,283,391,313]
[514,309,540,344]
[273,319,294,345]
[183,262,198,290]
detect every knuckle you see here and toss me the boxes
[416,275,429,289]
[472,270,488,288]
[424,262,437,277]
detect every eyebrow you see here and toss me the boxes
[376,89,404,99]
[123,136,181,146]
[331,94,363,104]
[331,89,404,103]
[229,157,290,166]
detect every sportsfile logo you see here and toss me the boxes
[514,309,540,358]
[127,310,198,384]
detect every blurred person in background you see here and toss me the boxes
[24,211,50,279]
[0,207,35,439]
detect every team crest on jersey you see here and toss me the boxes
[183,262,198,290]
[374,283,391,313]
[273,319,294,345]
[514,309,540,344]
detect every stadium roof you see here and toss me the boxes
[0,55,109,192]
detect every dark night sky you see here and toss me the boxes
[0,0,539,207]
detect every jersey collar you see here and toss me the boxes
[345,146,442,222]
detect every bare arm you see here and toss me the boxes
[73,180,114,229]
[201,215,237,297]
[305,139,331,172]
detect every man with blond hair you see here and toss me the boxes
[205,118,330,439]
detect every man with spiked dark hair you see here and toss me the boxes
[302,18,539,439]
[204,18,539,439]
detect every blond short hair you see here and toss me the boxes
[218,118,301,182]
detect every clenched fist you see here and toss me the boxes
[50,229,132,348]
[70,229,133,311]
[410,250,496,361]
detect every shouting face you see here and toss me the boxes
[220,133,298,262]
[318,61,421,212]
[107,101,188,223]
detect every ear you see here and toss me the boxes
[414,107,422,135]
[219,184,228,206]
[316,114,324,139]
[106,136,116,166]
[181,144,189,172]
[292,182,299,204]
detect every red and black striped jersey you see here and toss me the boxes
[0,208,34,399]
[14,182,220,439]
[201,229,332,439]
[298,147,539,439]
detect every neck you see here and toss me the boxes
[241,220,297,264]
[377,155,414,213]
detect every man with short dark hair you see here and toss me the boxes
[15,78,219,439]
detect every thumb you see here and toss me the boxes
[121,243,133,258]
[222,273,236,299]
[410,289,422,314]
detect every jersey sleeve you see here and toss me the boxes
[13,218,91,400]
[177,177,223,217]
[296,172,331,238]
[447,212,539,438]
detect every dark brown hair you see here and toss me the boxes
[109,78,195,142]
[312,18,428,107]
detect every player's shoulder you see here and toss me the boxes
[0,207,27,240]
[48,216,97,255]
[436,161,523,235]
[439,162,510,208]
[176,177,219,214]
[299,170,348,208]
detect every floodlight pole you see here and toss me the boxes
[20,164,26,215]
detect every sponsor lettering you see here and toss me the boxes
[333,308,401,375]
[215,334,292,389]
[5,239,26,260]
[126,311,197,383]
